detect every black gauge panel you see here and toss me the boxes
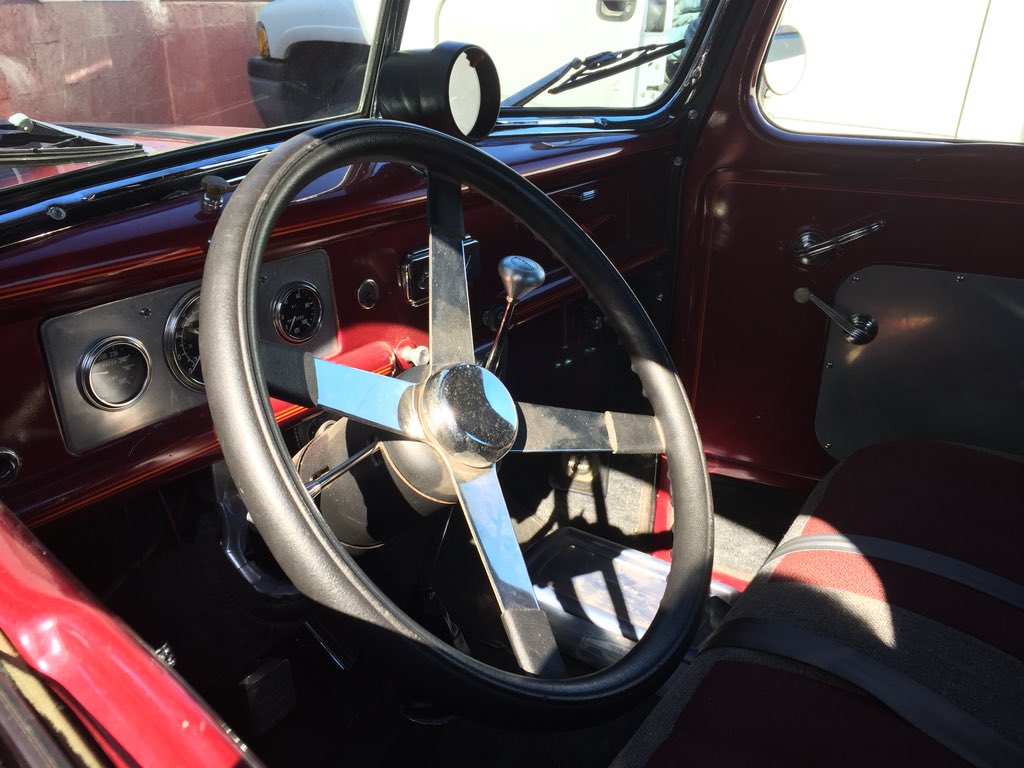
[165,289,203,390]
[42,249,334,454]
[273,282,323,343]
[78,337,151,410]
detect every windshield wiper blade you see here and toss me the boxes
[502,38,689,108]
[0,143,148,166]
[0,113,147,166]
[2,113,143,150]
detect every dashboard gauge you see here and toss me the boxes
[164,289,203,390]
[273,282,323,343]
[78,336,151,410]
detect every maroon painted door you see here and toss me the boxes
[672,0,1024,490]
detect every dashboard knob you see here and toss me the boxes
[200,175,228,214]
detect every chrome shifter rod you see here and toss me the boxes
[484,255,546,371]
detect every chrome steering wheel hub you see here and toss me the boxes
[419,364,518,469]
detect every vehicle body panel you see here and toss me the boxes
[0,500,247,766]
[261,0,382,56]
[672,0,1024,488]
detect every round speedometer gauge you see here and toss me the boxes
[164,289,204,390]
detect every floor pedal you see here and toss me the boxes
[240,657,296,737]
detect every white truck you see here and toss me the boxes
[248,0,703,126]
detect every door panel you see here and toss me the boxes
[672,0,1024,489]
[816,264,1024,460]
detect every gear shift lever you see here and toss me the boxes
[484,255,545,371]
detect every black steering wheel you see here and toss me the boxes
[201,119,712,715]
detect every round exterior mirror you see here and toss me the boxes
[763,25,807,96]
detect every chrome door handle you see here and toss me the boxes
[793,219,885,267]
[794,287,878,345]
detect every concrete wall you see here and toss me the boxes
[0,0,267,129]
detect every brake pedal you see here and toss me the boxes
[240,657,296,737]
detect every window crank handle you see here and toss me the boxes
[794,287,878,345]
[793,219,885,267]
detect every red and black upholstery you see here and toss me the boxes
[617,442,1024,766]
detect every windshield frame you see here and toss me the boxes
[0,0,723,214]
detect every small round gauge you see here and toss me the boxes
[273,282,323,343]
[78,336,151,410]
[165,289,203,390]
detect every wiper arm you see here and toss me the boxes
[502,38,688,108]
[0,114,147,166]
[2,113,142,150]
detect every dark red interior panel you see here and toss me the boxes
[671,0,1024,489]
[0,130,676,526]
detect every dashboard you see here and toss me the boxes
[42,249,338,453]
[0,130,675,528]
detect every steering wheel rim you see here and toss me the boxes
[201,119,712,715]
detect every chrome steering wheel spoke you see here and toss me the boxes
[512,402,665,454]
[449,463,566,678]
[261,341,419,439]
[426,172,476,368]
[313,358,420,437]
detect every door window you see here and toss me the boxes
[758,0,1024,143]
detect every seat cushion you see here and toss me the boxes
[771,441,1024,661]
[616,442,1024,766]
[639,656,970,767]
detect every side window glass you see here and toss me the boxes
[758,0,1024,143]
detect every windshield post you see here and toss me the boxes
[367,0,412,120]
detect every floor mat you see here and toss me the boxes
[710,475,806,585]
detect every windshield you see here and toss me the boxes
[0,0,705,190]
[402,0,701,109]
